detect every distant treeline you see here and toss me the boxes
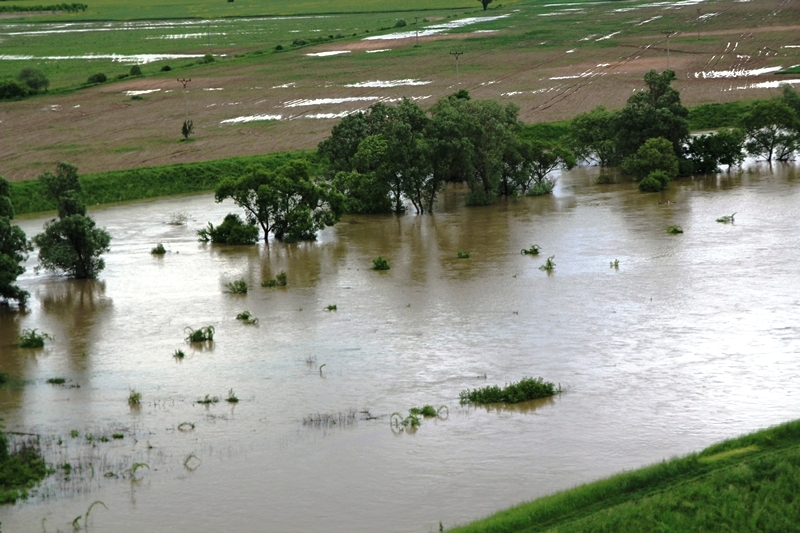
[0,3,87,13]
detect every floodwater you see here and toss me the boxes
[1,164,800,532]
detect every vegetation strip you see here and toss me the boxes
[446,419,800,532]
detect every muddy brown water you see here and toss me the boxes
[1,164,799,532]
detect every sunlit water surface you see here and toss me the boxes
[1,164,799,532]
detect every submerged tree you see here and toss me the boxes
[0,176,32,306]
[741,99,799,162]
[32,163,111,279]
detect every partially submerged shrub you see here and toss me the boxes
[539,255,556,272]
[196,394,219,404]
[226,389,239,403]
[235,311,259,324]
[173,349,185,359]
[46,377,66,385]
[150,243,166,255]
[716,213,736,223]
[638,175,663,193]
[325,304,337,311]
[667,225,684,234]
[17,329,52,348]
[128,389,142,406]
[610,259,619,268]
[197,213,258,245]
[521,244,541,255]
[86,73,107,84]
[262,270,287,287]
[372,256,390,270]
[457,250,471,259]
[185,325,215,343]
[226,279,248,294]
[460,377,560,405]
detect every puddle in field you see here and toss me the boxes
[365,48,390,53]
[123,89,161,96]
[343,79,431,88]
[728,78,800,90]
[0,53,218,64]
[306,50,350,57]
[596,31,621,41]
[271,82,296,89]
[283,96,379,107]
[637,16,662,25]
[694,66,783,78]
[2,164,800,532]
[363,14,510,41]
[220,114,282,123]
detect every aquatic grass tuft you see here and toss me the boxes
[150,243,166,255]
[184,325,214,343]
[390,412,420,428]
[457,249,471,259]
[667,225,684,234]
[17,328,52,348]
[236,311,259,324]
[127,389,142,406]
[46,377,66,385]
[372,256,390,270]
[716,213,736,223]
[610,259,619,268]
[196,394,219,405]
[460,377,561,405]
[73,500,107,531]
[303,408,358,427]
[226,279,248,294]
[521,244,541,255]
[173,349,185,359]
[112,433,123,439]
[305,355,317,367]
[167,212,188,225]
[325,304,337,311]
[539,255,556,272]
[262,270,289,287]
[226,388,239,403]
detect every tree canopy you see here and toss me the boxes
[0,176,32,306]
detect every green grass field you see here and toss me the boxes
[447,419,800,532]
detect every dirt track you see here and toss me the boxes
[1,0,799,181]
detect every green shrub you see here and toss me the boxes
[716,213,736,223]
[638,175,663,193]
[539,255,556,272]
[460,377,560,405]
[130,95,144,101]
[226,280,248,294]
[17,67,49,92]
[457,250,471,259]
[184,325,214,342]
[465,189,495,206]
[128,389,142,406]
[46,377,66,385]
[667,225,684,234]
[372,256,390,270]
[173,349,185,359]
[198,213,258,244]
[275,44,284,51]
[160,65,171,72]
[394,19,407,27]
[150,243,166,255]
[129,65,143,77]
[521,244,541,255]
[292,38,307,46]
[17,329,51,348]
[201,53,215,64]
[86,73,107,84]
[0,80,31,100]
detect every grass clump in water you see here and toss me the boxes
[459,377,560,405]
[46,377,66,385]
[173,349,185,359]
[372,256,390,270]
[225,389,239,403]
[127,389,142,406]
[17,329,52,348]
[196,394,219,405]
[457,250,471,259]
[716,213,736,223]
[262,270,288,287]
[667,225,684,234]
[0,426,50,504]
[226,279,248,294]
[236,310,259,324]
[150,243,166,255]
[325,304,337,311]
[539,255,556,272]
[610,259,619,269]
[185,325,214,343]
[521,244,541,255]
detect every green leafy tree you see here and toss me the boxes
[516,139,576,196]
[569,106,620,166]
[197,213,258,244]
[621,137,678,190]
[781,84,800,118]
[318,104,391,177]
[741,99,799,162]
[615,70,689,160]
[32,164,111,279]
[0,176,32,306]
[215,159,343,243]
[332,135,393,214]
[16,67,49,92]
[688,129,746,173]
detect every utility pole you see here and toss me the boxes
[177,78,191,121]
[661,31,676,70]
[414,16,419,46]
[450,51,463,87]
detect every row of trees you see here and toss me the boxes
[0,68,50,100]
[0,164,111,306]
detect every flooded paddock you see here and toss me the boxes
[1,163,799,532]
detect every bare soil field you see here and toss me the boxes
[1,0,798,181]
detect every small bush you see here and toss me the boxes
[112,433,124,439]
[198,214,258,245]
[460,377,560,405]
[292,38,307,46]
[226,280,248,294]
[394,19,407,28]
[151,243,166,255]
[160,65,172,72]
[173,349,185,359]
[0,373,8,384]
[17,329,52,348]
[0,80,31,100]
[86,73,107,84]
[716,213,736,223]
[639,175,663,193]
[372,256,390,270]
[667,225,684,234]
[325,304,337,311]
[196,394,219,404]
[262,271,287,287]
[116,74,130,80]
[46,377,66,385]
[182,119,194,140]
[201,53,214,64]
[17,67,49,92]
[275,44,284,51]
[236,311,259,324]
[129,65,143,77]
[226,389,239,403]
[457,250,471,259]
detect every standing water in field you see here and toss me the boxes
[1,163,799,532]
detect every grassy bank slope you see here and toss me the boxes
[448,419,800,533]
[10,150,312,215]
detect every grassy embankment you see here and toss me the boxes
[447,419,800,532]
[7,100,756,216]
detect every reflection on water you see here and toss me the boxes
[0,163,799,532]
